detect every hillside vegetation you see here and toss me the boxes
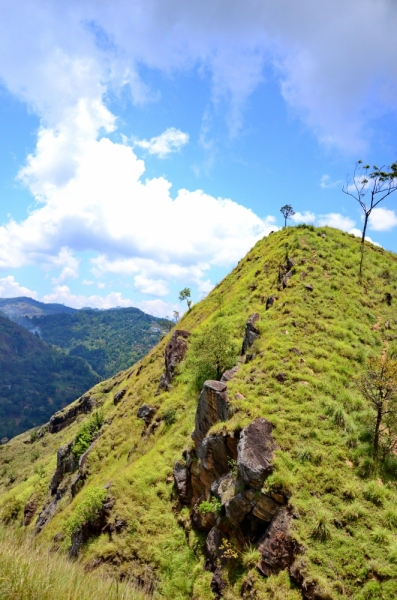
[29,307,170,378]
[0,315,99,440]
[0,226,397,600]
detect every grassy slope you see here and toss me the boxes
[0,226,397,599]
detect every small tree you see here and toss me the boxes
[188,320,237,389]
[356,356,397,462]
[342,160,397,275]
[178,288,192,311]
[172,310,180,324]
[280,204,295,228]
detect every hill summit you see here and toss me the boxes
[0,225,397,600]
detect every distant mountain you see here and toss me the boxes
[0,314,99,440]
[0,297,76,330]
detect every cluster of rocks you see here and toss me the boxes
[172,315,301,595]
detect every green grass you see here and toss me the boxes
[0,526,146,600]
[1,226,397,598]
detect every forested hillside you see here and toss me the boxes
[29,308,170,378]
[0,315,99,440]
[1,226,397,600]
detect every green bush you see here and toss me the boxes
[198,498,222,515]
[64,486,107,536]
[72,411,104,461]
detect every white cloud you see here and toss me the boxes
[0,116,276,292]
[134,128,189,158]
[368,207,397,231]
[0,1,397,151]
[41,285,134,309]
[317,213,356,231]
[0,276,38,299]
[136,298,181,318]
[320,175,342,189]
[291,211,316,224]
[134,275,169,296]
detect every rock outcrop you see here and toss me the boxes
[49,442,76,494]
[113,388,127,405]
[241,313,260,355]
[257,507,301,576]
[237,418,275,489]
[137,404,157,425]
[192,380,232,448]
[156,329,190,393]
[48,393,96,433]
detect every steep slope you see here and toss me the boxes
[0,315,99,440]
[0,226,397,600]
[29,307,170,378]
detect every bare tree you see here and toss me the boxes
[356,356,397,462]
[342,160,397,275]
[280,204,295,228]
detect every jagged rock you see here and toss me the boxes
[156,329,190,393]
[137,404,157,425]
[191,501,217,532]
[35,485,67,532]
[173,460,191,504]
[257,507,301,576]
[211,568,227,598]
[289,348,301,356]
[241,314,260,355]
[205,526,227,570]
[220,365,239,382]
[23,500,37,526]
[48,393,95,433]
[49,442,75,495]
[286,257,295,270]
[192,381,231,447]
[266,295,275,310]
[237,418,275,489]
[113,388,126,405]
[305,284,314,291]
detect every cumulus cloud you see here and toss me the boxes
[291,211,316,224]
[0,116,275,290]
[0,1,397,151]
[349,228,381,247]
[136,298,182,318]
[41,285,134,309]
[317,213,356,231]
[0,276,38,299]
[368,207,397,231]
[134,128,189,158]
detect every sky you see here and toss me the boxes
[0,0,397,317]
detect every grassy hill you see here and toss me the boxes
[0,226,397,600]
[0,315,99,440]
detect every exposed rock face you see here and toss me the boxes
[49,393,96,433]
[237,418,275,489]
[192,381,230,446]
[241,314,260,355]
[173,460,191,504]
[137,404,157,425]
[113,388,127,405]
[156,329,190,393]
[49,442,76,495]
[257,507,301,576]
[220,365,239,382]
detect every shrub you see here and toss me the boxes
[72,411,104,461]
[371,526,390,545]
[197,498,222,515]
[312,510,332,541]
[64,486,107,536]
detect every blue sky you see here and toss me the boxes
[0,0,397,316]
